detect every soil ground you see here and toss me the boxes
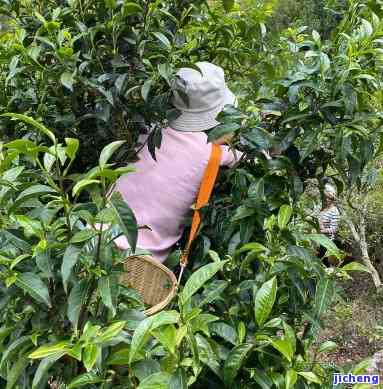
[315,271,383,369]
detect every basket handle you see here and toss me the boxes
[178,144,222,283]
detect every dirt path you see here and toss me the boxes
[315,272,383,368]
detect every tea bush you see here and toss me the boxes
[0,0,205,170]
[0,113,347,389]
[0,0,382,388]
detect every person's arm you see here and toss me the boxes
[220,145,244,167]
[220,145,271,168]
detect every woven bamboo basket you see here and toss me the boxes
[118,144,222,316]
[120,255,177,316]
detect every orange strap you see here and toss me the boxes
[180,144,222,268]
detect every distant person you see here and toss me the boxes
[318,183,341,266]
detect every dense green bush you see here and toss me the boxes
[269,0,348,38]
[1,0,383,387]
[0,114,349,388]
[0,0,205,171]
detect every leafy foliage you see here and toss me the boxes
[1,0,382,387]
[0,0,203,171]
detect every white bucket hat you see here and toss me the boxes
[169,62,236,132]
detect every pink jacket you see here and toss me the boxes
[111,127,243,262]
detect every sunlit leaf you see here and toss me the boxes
[16,272,51,307]
[68,373,103,388]
[1,113,56,143]
[99,140,126,168]
[254,277,277,326]
[180,261,228,305]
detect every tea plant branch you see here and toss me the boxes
[35,157,61,193]
[55,154,73,240]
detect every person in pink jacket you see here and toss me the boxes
[104,62,269,262]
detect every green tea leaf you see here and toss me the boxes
[210,322,238,345]
[62,245,81,293]
[0,327,13,344]
[10,254,31,270]
[1,113,56,143]
[223,343,253,385]
[352,357,372,374]
[317,340,337,354]
[141,79,153,101]
[98,321,125,343]
[70,230,97,243]
[169,368,187,389]
[132,360,161,381]
[254,277,277,326]
[129,311,179,364]
[137,372,171,389]
[67,280,89,330]
[67,344,82,361]
[297,371,322,384]
[190,313,218,336]
[271,338,293,362]
[123,2,143,15]
[243,127,274,149]
[0,336,30,370]
[68,373,103,389]
[285,369,298,389]
[180,261,227,305]
[99,140,126,168]
[36,247,53,277]
[313,277,334,320]
[32,353,66,389]
[60,72,74,91]
[5,356,29,389]
[153,32,171,50]
[250,368,273,389]
[72,179,100,197]
[65,138,79,160]
[83,344,99,372]
[106,348,130,365]
[207,123,240,142]
[277,204,292,230]
[231,205,255,222]
[151,324,177,354]
[98,276,117,317]
[361,18,373,37]
[237,322,246,344]
[342,262,370,273]
[305,234,341,257]
[13,184,56,209]
[198,280,228,308]
[235,242,268,257]
[158,63,172,84]
[16,272,51,307]
[29,342,70,359]
[110,192,138,251]
[43,151,55,172]
[283,321,296,354]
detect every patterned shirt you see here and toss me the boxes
[319,205,340,240]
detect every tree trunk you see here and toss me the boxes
[359,203,382,289]
[343,206,382,290]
